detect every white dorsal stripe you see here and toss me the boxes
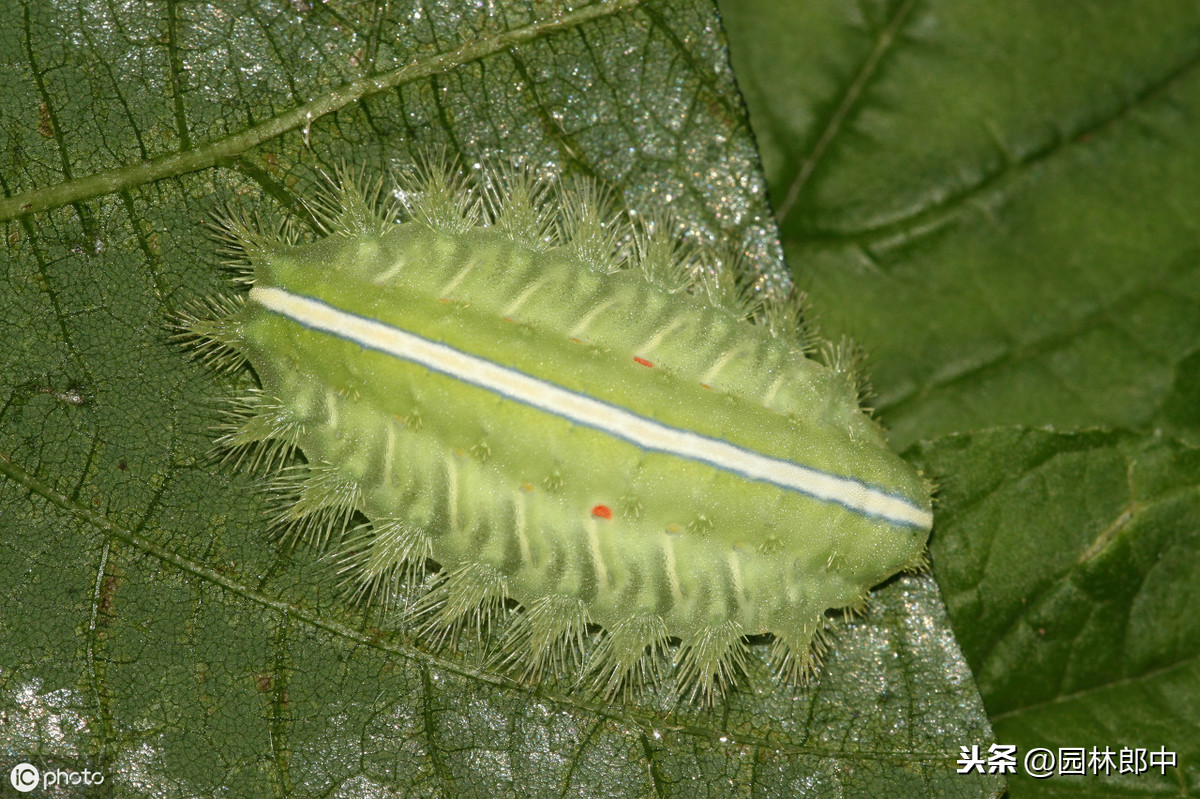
[250,285,933,530]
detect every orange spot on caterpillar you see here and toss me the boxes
[633,356,654,368]
[569,337,582,344]
[591,504,613,520]
[521,481,535,492]
[700,383,712,390]
[503,316,515,323]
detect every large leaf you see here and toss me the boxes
[0,1,991,797]
[913,429,1200,798]
[722,0,1200,796]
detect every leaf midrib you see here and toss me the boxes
[0,0,644,223]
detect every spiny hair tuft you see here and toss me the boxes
[676,620,753,705]
[307,166,402,237]
[335,519,433,611]
[494,594,593,684]
[171,294,248,373]
[211,389,303,473]
[409,561,511,651]
[583,613,671,702]
[267,462,362,548]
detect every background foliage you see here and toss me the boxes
[1,0,1195,797]
[723,1,1200,797]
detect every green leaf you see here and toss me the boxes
[913,429,1199,797]
[0,1,989,797]
[722,0,1200,795]
[723,0,1200,450]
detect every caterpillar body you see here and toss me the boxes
[178,162,933,704]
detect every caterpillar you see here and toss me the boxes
[176,159,933,705]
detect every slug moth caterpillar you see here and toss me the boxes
[176,159,932,704]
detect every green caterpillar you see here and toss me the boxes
[178,161,932,704]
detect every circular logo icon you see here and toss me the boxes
[9,763,40,792]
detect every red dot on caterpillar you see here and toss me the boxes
[591,504,614,520]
